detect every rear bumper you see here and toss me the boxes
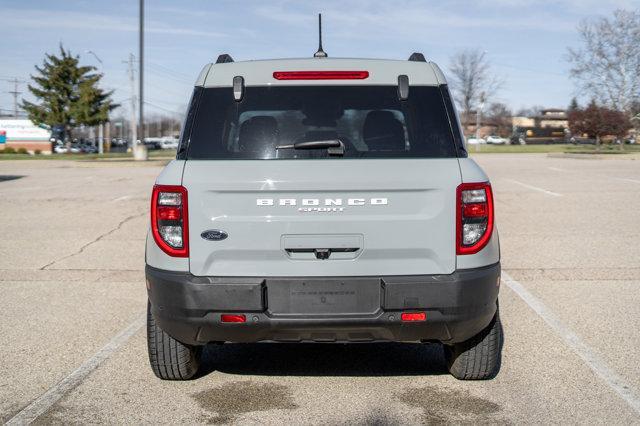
[146,263,500,345]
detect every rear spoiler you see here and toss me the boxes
[215,52,426,63]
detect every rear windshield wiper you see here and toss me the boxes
[276,139,345,156]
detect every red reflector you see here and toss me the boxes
[221,314,246,323]
[157,206,182,220]
[463,203,487,218]
[273,71,369,80]
[401,312,426,322]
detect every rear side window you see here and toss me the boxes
[186,85,458,159]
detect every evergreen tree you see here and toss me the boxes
[21,44,117,143]
[568,97,579,112]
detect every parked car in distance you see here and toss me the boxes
[486,135,508,145]
[466,137,486,145]
[143,138,163,150]
[53,144,68,154]
[81,144,98,153]
[159,137,179,150]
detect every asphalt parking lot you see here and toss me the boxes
[1,154,639,424]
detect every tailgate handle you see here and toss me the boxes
[285,247,359,260]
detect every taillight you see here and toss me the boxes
[457,182,494,255]
[272,71,369,80]
[151,185,188,257]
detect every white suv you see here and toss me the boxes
[145,52,502,381]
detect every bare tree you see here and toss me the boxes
[631,101,640,134]
[144,113,182,137]
[567,10,640,115]
[448,49,503,120]
[515,105,545,117]
[486,102,513,137]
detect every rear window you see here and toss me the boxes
[185,85,458,159]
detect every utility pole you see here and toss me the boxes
[126,54,137,149]
[7,78,22,117]
[139,0,144,143]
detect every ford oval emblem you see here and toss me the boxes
[201,230,228,241]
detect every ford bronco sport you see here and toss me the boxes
[145,52,502,381]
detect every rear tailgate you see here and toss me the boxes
[184,159,461,277]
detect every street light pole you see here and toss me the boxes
[86,50,103,66]
[131,0,148,161]
[139,0,144,144]
[475,92,486,153]
[86,50,105,154]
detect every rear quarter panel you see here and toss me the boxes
[456,158,500,269]
[146,160,189,271]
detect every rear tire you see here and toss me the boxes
[147,301,202,380]
[444,307,503,380]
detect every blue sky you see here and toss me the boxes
[1,0,638,118]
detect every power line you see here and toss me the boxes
[144,80,189,98]
[146,97,185,107]
[146,61,193,80]
[143,100,183,114]
[492,61,566,77]
[145,67,192,84]
[0,77,27,83]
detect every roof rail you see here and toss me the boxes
[408,52,426,62]
[216,54,234,64]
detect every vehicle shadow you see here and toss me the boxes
[0,175,25,182]
[198,342,448,377]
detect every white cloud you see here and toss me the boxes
[252,0,579,36]
[0,8,228,38]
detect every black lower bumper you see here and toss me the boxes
[146,263,500,346]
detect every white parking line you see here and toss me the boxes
[0,186,42,193]
[507,179,563,197]
[613,177,640,184]
[544,166,640,185]
[112,195,132,202]
[502,272,640,416]
[6,313,145,425]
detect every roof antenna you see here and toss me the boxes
[314,13,327,58]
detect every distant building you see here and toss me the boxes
[460,111,509,138]
[512,108,569,143]
[535,108,568,128]
[460,107,570,142]
[0,119,52,153]
[511,116,535,128]
[512,109,568,129]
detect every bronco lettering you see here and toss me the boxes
[257,197,388,207]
